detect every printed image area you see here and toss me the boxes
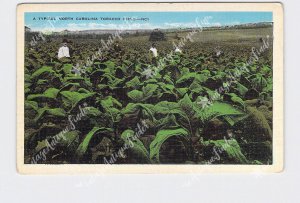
[24,12,273,164]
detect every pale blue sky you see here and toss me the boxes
[25,12,272,32]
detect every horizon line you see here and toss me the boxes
[26,21,273,33]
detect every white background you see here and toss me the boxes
[0,0,298,202]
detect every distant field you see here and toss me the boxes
[174,27,272,42]
[121,27,273,59]
[124,27,272,43]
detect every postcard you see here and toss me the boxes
[17,3,283,174]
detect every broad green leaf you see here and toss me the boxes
[195,102,245,125]
[156,114,179,130]
[178,94,197,119]
[83,107,101,117]
[27,88,60,101]
[76,127,113,157]
[120,130,150,163]
[25,100,38,111]
[203,139,248,164]
[100,96,122,110]
[31,66,54,79]
[60,91,95,109]
[189,81,204,94]
[127,90,144,102]
[176,73,207,85]
[176,88,189,97]
[236,82,248,96]
[150,128,188,163]
[121,103,155,121]
[154,101,178,115]
[62,64,73,75]
[226,93,245,108]
[34,107,66,122]
[142,84,158,99]
[126,76,141,88]
[57,130,80,149]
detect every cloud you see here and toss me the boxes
[29,20,242,33]
[227,21,241,25]
[32,22,162,32]
[164,22,199,28]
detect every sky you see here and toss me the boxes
[25,12,273,32]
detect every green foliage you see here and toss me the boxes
[196,102,245,125]
[203,138,248,164]
[126,76,141,88]
[127,90,144,102]
[34,107,66,122]
[127,84,159,102]
[24,31,273,164]
[58,131,80,150]
[76,127,113,158]
[150,128,188,163]
[31,66,54,79]
[27,88,60,101]
[60,91,95,110]
[121,130,150,163]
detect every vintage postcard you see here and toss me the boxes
[17,3,283,174]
